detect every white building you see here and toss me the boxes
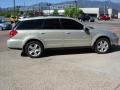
[43,8,101,17]
[44,7,118,18]
[118,12,120,19]
[43,10,64,15]
[108,8,118,18]
[81,8,100,17]
[108,8,112,18]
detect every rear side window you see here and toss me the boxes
[60,19,83,30]
[43,19,61,29]
[16,19,44,30]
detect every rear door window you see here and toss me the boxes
[43,19,61,29]
[16,19,44,30]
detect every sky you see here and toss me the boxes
[0,0,120,8]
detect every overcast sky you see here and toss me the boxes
[0,0,120,8]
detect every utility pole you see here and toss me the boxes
[104,0,106,15]
[47,3,51,15]
[13,0,16,17]
[24,1,26,16]
[107,0,111,10]
[75,0,78,18]
[39,3,41,15]
[75,0,78,8]
[104,0,110,16]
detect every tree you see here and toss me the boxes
[28,11,34,17]
[5,13,11,18]
[53,9,59,16]
[0,11,12,18]
[64,7,84,18]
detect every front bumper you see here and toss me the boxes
[111,37,119,46]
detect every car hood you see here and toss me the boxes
[90,28,110,32]
[89,27,114,38]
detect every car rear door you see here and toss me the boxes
[41,18,64,48]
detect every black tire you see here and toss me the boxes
[25,41,43,58]
[94,38,111,54]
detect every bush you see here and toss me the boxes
[53,9,59,16]
[28,11,34,17]
[0,12,11,18]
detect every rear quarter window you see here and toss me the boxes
[16,19,44,30]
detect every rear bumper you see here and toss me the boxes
[7,39,23,49]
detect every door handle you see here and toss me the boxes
[41,32,46,34]
[66,32,71,34]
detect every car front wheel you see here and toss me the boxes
[94,38,110,54]
[25,41,43,58]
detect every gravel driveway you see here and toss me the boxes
[0,21,120,90]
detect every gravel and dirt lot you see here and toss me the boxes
[0,20,120,90]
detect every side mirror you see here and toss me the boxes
[84,27,90,34]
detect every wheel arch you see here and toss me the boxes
[23,39,44,51]
[92,36,111,47]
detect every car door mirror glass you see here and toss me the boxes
[84,26,90,34]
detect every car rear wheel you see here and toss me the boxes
[25,41,43,58]
[94,38,110,54]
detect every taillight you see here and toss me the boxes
[9,30,17,38]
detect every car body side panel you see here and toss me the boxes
[90,29,119,46]
[91,34,110,46]
[37,30,64,48]
[12,30,64,49]
[63,30,91,47]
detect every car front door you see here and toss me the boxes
[60,18,91,47]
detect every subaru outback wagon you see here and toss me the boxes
[7,16,119,58]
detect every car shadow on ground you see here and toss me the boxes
[42,45,120,57]
[111,45,120,52]
[43,48,93,57]
[21,47,93,58]
[21,46,120,58]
